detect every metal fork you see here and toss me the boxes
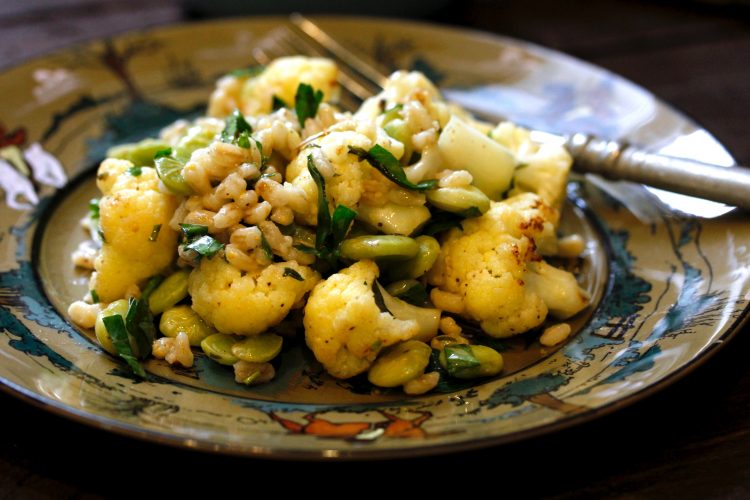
[256,14,750,211]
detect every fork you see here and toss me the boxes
[255,14,750,212]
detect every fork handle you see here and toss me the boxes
[566,133,750,211]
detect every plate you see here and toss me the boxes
[1,17,749,459]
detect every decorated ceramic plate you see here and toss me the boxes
[1,17,748,459]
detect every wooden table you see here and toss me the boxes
[1,1,748,497]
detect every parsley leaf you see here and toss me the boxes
[184,235,224,259]
[272,95,288,111]
[122,275,161,361]
[88,198,100,219]
[307,155,332,253]
[102,314,146,378]
[90,289,100,304]
[348,145,437,191]
[306,155,357,270]
[128,166,142,176]
[443,344,481,376]
[179,223,208,240]
[221,109,253,144]
[331,205,357,249]
[295,83,324,127]
[154,147,172,159]
[282,267,304,281]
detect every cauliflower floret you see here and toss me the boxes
[427,193,584,338]
[304,260,420,379]
[490,122,573,210]
[91,159,179,303]
[239,57,339,117]
[525,260,590,319]
[188,257,319,336]
[356,70,451,128]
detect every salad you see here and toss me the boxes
[67,56,590,395]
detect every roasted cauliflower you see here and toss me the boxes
[304,260,421,379]
[91,159,179,303]
[188,257,319,336]
[427,193,587,338]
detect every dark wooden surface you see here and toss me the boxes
[1,1,749,498]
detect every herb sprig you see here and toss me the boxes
[306,155,357,270]
[348,145,437,191]
[295,83,324,127]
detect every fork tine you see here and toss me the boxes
[252,27,370,111]
[289,13,389,91]
[280,24,380,103]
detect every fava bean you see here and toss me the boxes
[385,235,440,280]
[149,269,191,314]
[173,124,220,162]
[383,118,413,163]
[426,185,491,216]
[200,333,240,365]
[439,344,503,379]
[340,235,419,261]
[367,340,432,388]
[94,299,130,355]
[230,333,283,363]
[155,156,192,196]
[159,305,216,346]
[107,138,170,167]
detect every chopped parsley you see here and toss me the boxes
[272,95,288,111]
[102,314,146,378]
[154,147,172,159]
[179,223,209,240]
[88,198,100,219]
[295,83,324,127]
[282,267,304,281]
[348,145,437,191]
[184,235,224,259]
[128,166,142,176]
[90,289,100,304]
[307,155,357,270]
[221,109,253,144]
[443,344,480,376]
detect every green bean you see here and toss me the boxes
[384,235,440,280]
[107,138,170,167]
[426,185,491,216]
[367,340,432,388]
[94,299,130,355]
[149,269,190,314]
[439,344,503,379]
[159,305,216,346]
[230,333,283,363]
[339,235,419,261]
[200,333,240,365]
[155,156,192,196]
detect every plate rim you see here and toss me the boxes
[0,14,747,459]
